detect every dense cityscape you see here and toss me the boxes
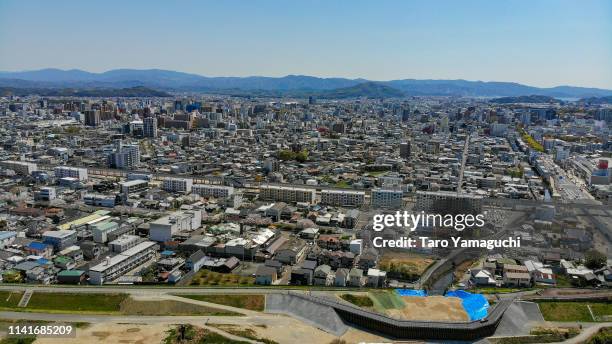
[0,0,611,342]
[0,89,609,342]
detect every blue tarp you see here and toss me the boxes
[395,289,427,297]
[445,290,489,321]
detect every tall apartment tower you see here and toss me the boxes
[84,110,101,127]
[108,141,140,169]
[143,117,158,138]
[400,141,411,159]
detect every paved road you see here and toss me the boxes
[0,285,340,296]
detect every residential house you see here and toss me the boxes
[255,265,277,285]
[348,268,364,287]
[335,268,349,287]
[314,264,334,286]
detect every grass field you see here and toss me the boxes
[0,292,23,309]
[471,287,523,294]
[538,301,612,322]
[1,293,127,314]
[179,294,265,311]
[369,290,405,312]
[189,269,255,287]
[119,298,241,316]
[378,252,435,282]
[339,294,374,308]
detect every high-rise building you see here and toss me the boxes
[400,142,411,159]
[84,110,101,127]
[402,108,410,122]
[263,158,280,173]
[143,117,158,138]
[108,141,140,169]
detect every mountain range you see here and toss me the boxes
[1,68,611,98]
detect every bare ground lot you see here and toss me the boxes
[28,319,392,344]
[386,296,469,322]
[33,323,170,344]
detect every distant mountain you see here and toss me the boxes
[489,95,561,104]
[316,82,405,99]
[0,86,171,97]
[578,95,612,105]
[0,68,611,98]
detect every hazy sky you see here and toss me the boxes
[1,0,611,88]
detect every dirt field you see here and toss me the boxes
[34,323,170,344]
[385,296,469,322]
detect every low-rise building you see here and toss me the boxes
[88,241,158,285]
[320,189,365,207]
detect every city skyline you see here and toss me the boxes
[1,0,611,89]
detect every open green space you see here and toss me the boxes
[471,287,523,294]
[339,294,373,308]
[369,290,405,312]
[378,252,435,282]
[189,270,255,287]
[178,294,265,311]
[494,327,579,344]
[0,292,23,309]
[119,298,241,316]
[537,301,612,322]
[0,292,126,314]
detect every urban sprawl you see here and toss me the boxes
[0,94,610,294]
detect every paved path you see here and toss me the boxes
[563,322,612,344]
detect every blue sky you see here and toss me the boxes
[1,0,611,88]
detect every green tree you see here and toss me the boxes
[278,150,295,161]
[295,149,309,162]
[585,249,607,270]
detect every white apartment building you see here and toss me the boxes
[0,161,38,175]
[54,166,88,181]
[162,177,193,193]
[108,142,140,169]
[120,179,149,194]
[109,235,142,253]
[88,241,158,285]
[84,194,116,207]
[35,187,56,202]
[320,189,366,207]
[259,185,316,204]
[192,184,234,199]
[371,188,403,209]
[149,210,202,242]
